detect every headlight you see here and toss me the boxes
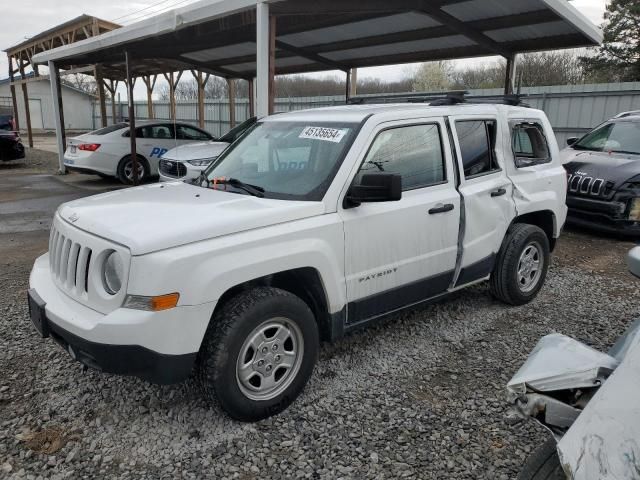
[187,158,216,167]
[630,198,640,221]
[102,251,124,295]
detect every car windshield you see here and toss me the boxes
[202,121,359,201]
[574,121,640,155]
[219,117,256,143]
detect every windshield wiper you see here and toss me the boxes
[211,177,265,198]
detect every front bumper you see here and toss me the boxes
[28,254,214,384]
[566,195,640,236]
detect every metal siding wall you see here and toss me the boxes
[91,83,640,145]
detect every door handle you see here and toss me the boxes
[428,203,454,214]
[491,188,507,197]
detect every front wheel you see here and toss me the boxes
[490,223,550,305]
[196,287,319,422]
[518,438,566,480]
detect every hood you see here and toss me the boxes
[162,141,229,161]
[563,150,640,189]
[58,182,325,255]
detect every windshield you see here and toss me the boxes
[574,121,640,155]
[203,121,359,201]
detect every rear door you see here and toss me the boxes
[341,118,461,323]
[137,124,178,173]
[449,116,517,286]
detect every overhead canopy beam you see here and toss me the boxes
[275,40,348,72]
[415,0,511,58]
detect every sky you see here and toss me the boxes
[0,0,608,97]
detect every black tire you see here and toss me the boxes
[116,155,148,185]
[490,223,550,305]
[196,287,319,422]
[518,439,566,480]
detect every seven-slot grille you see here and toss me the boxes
[566,174,613,198]
[49,223,92,294]
[159,159,187,178]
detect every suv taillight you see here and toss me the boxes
[78,143,101,151]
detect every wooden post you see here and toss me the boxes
[7,55,20,133]
[95,66,108,128]
[125,52,139,186]
[193,71,210,129]
[227,78,236,129]
[48,61,66,174]
[142,75,157,119]
[248,78,255,117]
[163,71,183,121]
[268,15,276,115]
[345,69,351,103]
[104,79,119,125]
[18,60,34,147]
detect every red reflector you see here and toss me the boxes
[78,143,101,151]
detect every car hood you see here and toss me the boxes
[58,182,325,255]
[162,141,229,161]
[563,150,640,189]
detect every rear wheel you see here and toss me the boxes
[196,287,319,422]
[490,223,550,305]
[117,155,148,185]
[518,439,566,480]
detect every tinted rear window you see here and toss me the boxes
[89,123,128,135]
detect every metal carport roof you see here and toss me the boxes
[33,0,602,80]
[31,0,602,180]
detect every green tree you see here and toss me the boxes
[581,0,640,81]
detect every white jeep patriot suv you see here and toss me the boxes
[28,102,566,421]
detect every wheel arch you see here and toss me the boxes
[511,210,557,251]
[211,267,335,343]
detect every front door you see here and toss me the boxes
[341,119,460,324]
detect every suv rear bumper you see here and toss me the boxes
[566,196,640,236]
[28,254,214,384]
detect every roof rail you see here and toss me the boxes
[348,91,530,107]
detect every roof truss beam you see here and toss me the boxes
[414,1,511,57]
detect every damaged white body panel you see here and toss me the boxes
[557,335,640,479]
[508,316,640,478]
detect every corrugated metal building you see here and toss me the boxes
[0,76,95,131]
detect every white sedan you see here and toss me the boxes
[159,117,256,182]
[64,121,215,184]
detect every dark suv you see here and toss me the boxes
[562,112,640,236]
[0,114,25,161]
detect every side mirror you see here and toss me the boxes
[345,173,402,208]
[566,137,578,147]
[628,247,640,279]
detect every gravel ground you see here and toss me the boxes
[0,147,59,175]
[1,184,639,480]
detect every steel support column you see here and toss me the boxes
[48,61,66,174]
[125,51,139,186]
[18,61,33,147]
[227,78,236,129]
[504,54,517,95]
[7,55,20,133]
[256,1,270,118]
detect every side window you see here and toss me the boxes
[177,125,211,141]
[456,120,499,178]
[140,125,174,139]
[512,122,551,168]
[355,124,446,191]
